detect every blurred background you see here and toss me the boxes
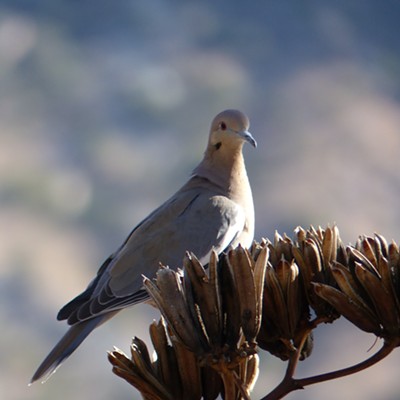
[1,1,400,399]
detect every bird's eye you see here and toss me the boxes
[219,122,227,131]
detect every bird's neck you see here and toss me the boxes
[194,143,250,197]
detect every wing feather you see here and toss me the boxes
[63,182,245,324]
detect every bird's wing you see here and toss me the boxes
[60,181,245,324]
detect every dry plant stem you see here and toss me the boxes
[261,338,399,400]
[260,324,314,400]
[232,370,252,400]
[296,339,398,388]
[283,317,331,386]
[219,367,251,400]
[220,369,237,400]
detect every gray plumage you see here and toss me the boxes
[31,109,256,383]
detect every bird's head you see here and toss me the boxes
[209,109,257,150]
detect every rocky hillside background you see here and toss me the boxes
[1,1,400,399]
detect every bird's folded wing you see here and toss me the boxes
[63,186,245,324]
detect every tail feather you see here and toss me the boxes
[30,315,111,384]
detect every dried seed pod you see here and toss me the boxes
[150,320,181,397]
[200,366,223,400]
[268,231,293,265]
[315,235,400,341]
[313,283,381,334]
[218,254,242,349]
[293,225,342,320]
[330,262,372,313]
[112,247,265,399]
[227,245,267,343]
[108,342,174,400]
[170,335,202,400]
[354,263,399,335]
[258,255,309,360]
[108,322,205,400]
[143,268,205,352]
[258,225,345,360]
[183,251,222,349]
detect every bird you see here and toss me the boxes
[31,109,256,384]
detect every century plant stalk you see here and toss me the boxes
[109,226,400,399]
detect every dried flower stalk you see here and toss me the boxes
[109,226,400,400]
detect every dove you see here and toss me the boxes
[31,109,256,384]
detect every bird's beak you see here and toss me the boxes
[239,130,257,148]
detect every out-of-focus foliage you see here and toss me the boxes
[1,1,400,399]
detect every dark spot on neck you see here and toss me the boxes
[214,142,222,150]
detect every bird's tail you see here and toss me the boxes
[30,314,114,384]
